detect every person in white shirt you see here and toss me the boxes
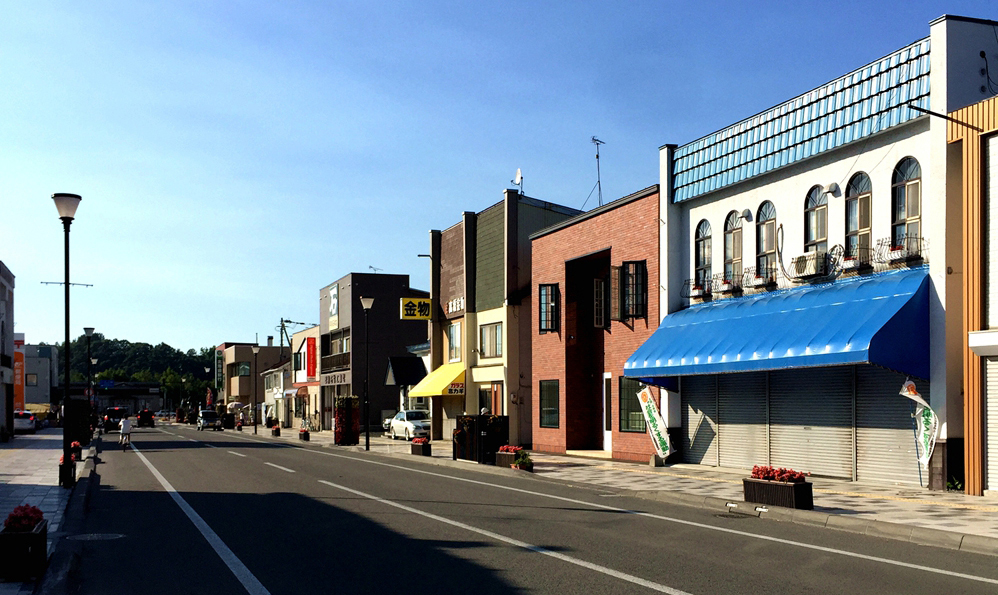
[118,417,132,447]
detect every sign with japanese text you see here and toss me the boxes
[328,284,339,331]
[321,371,351,386]
[307,337,317,381]
[215,348,224,389]
[447,382,465,396]
[899,380,937,467]
[637,386,673,459]
[400,297,432,320]
[13,351,23,411]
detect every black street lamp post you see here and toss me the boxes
[84,327,94,420]
[360,297,374,451]
[53,193,82,488]
[252,346,260,435]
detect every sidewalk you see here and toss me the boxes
[223,423,998,555]
[0,428,91,595]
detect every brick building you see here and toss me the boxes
[531,185,662,462]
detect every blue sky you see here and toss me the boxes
[2,1,994,351]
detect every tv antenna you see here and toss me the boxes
[592,136,605,206]
[511,168,523,195]
[369,265,383,273]
[41,281,93,287]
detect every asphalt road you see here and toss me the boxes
[73,427,998,595]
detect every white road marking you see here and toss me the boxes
[318,479,691,594]
[188,438,198,442]
[205,444,218,449]
[264,462,295,473]
[130,444,270,595]
[228,451,247,457]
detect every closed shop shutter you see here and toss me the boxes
[987,135,998,328]
[681,375,717,466]
[987,358,998,490]
[717,372,767,469]
[856,366,925,485]
[769,367,853,478]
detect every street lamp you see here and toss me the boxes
[84,327,95,417]
[53,192,81,488]
[90,358,98,410]
[359,296,374,451]
[252,345,260,435]
[205,366,212,411]
[181,377,187,413]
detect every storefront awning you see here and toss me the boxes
[625,267,929,380]
[408,362,465,397]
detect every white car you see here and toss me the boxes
[389,410,430,441]
[13,411,37,434]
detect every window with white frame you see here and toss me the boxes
[804,186,827,253]
[845,172,872,260]
[724,211,742,282]
[756,201,777,274]
[479,322,502,358]
[891,157,921,251]
[447,322,461,362]
[694,220,712,287]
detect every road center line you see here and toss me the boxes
[317,479,690,594]
[264,462,295,473]
[130,443,270,595]
[228,451,247,457]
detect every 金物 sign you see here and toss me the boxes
[400,297,432,320]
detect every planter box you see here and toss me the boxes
[271,427,281,437]
[743,478,813,510]
[411,443,432,456]
[298,430,310,441]
[0,520,48,580]
[495,451,517,468]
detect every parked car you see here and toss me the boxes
[155,410,172,421]
[103,407,129,433]
[388,410,430,441]
[136,409,155,428]
[197,409,223,431]
[13,411,36,434]
[382,414,395,431]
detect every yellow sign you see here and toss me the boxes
[400,297,432,320]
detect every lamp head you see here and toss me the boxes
[360,296,375,311]
[252,345,261,355]
[84,327,95,337]
[52,193,82,220]
[91,358,98,365]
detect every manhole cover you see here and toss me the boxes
[66,533,125,541]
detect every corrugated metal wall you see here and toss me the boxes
[856,366,925,485]
[475,203,505,311]
[681,375,717,465]
[717,372,767,469]
[769,368,853,479]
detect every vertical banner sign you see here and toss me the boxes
[899,380,937,466]
[328,284,339,331]
[215,348,224,390]
[13,350,24,411]
[307,337,317,381]
[206,387,214,407]
[637,387,673,458]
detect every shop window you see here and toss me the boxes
[891,157,921,250]
[619,377,647,433]
[804,186,827,253]
[694,220,712,287]
[447,322,461,362]
[622,261,647,319]
[756,201,777,273]
[845,172,872,260]
[539,380,559,428]
[479,323,502,358]
[539,284,558,332]
[723,211,742,282]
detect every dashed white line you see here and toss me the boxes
[228,451,247,457]
[264,462,295,473]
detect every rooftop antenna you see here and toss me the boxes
[511,168,523,195]
[369,265,383,273]
[41,281,93,287]
[592,136,605,206]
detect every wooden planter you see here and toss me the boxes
[743,478,813,510]
[495,452,517,468]
[411,443,432,457]
[271,427,281,437]
[298,430,310,441]
[0,520,48,580]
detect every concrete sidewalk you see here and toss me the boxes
[206,423,998,555]
[0,428,93,594]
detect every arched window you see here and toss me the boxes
[756,201,777,273]
[723,211,742,282]
[694,220,712,287]
[892,157,921,250]
[804,186,827,253]
[845,172,872,259]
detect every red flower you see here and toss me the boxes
[412,437,429,445]
[4,505,44,532]
[499,445,523,454]
[751,465,807,483]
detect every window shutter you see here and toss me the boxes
[610,266,621,321]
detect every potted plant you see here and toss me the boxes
[299,428,310,441]
[743,465,813,510]
[496,445,522,468]
[0,505,47,580]
[512,450,534,472]
[411,437,431,456]
[70,441,83,460]
[271,425,281,437]
[689,284,706,298]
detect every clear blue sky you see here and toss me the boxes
[2,1,993,352]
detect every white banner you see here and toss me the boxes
[637,387,673,459]
[899,380,937,467]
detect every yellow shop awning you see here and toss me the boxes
[409,362,465,397]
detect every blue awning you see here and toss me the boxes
[624,268,929,381]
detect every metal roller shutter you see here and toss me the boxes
[987,358,998,490]
[856,366,926,485]
[987,135,998,328]
[681,375,717,466]
[769,367,853,478]
[718,372,767,469]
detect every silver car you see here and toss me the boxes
[389,410,430,441]
[13,411,37,434]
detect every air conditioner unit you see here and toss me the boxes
[791,251,827,279]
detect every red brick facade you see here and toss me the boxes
[531,186,660,463]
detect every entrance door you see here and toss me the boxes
[603,373,612,451]
[491,382,503,416]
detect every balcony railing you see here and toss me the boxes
[321,352,350,372]
[875,234,927,265]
